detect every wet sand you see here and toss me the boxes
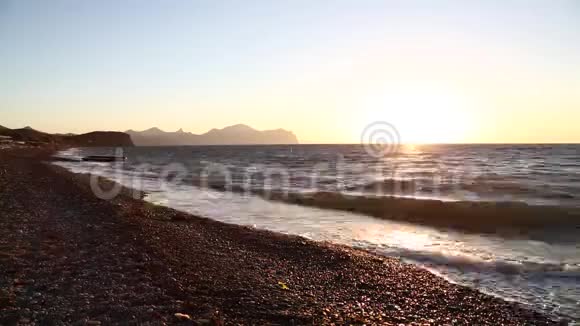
[0,147,557,325]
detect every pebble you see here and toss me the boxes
[174,313,192,321]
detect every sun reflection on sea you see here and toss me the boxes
[350,223,434,252]
[387,229,434,251]
[400,144,422,154]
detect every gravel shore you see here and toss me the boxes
[0,148,557,325]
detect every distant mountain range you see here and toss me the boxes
[126,124,299,146]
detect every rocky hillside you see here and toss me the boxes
[0,126,134,147]
[126,124,299,146]
[66,131,134,147]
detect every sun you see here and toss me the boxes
[360,83,475,144]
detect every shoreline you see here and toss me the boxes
[53,146,580,237]
[1,147,559,324]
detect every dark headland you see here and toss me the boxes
[0,126,133,147]
[0,145,557,325]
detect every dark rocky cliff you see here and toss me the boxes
[65,132,134,147]
[0,127,134,147]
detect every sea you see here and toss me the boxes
[53,144,580,323]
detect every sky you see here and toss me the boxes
[1,0,579,143]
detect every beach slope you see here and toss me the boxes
[0,148,556,325]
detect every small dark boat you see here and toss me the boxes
[82,155,127,162]
[51,156,82,162]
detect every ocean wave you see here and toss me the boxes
[346,178,418,193]
[384,247,580,279]
[348,177,578,204]
[260,191,580,237]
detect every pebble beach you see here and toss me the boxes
[0,147,558,325]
